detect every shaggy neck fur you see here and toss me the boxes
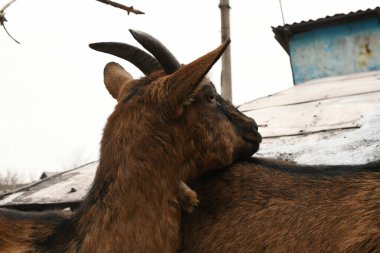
[70,107,188,253]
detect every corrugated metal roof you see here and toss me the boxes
[1,70,380,209]
[272,7,380,54]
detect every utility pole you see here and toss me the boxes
[219,0,232,102]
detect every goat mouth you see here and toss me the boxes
[243,130,262,145]
[237,141,260,160]
[236,131,261,159]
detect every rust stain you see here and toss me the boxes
[357,41,372,68]
[365,42,372,55]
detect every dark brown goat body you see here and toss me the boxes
[180,158,380,253]
[0,39,261,252]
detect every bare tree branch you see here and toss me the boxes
[95,0,145,15]
[0,0,20,44]
[0,0,16,12]
[1,21,19,43]
[0,0,144,45]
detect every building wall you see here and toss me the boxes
[290,17,380,84]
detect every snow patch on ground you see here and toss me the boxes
[256,113,380,165]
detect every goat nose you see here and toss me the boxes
[245,117,258,131]
[241,117,258,131]
[252,120,258,131]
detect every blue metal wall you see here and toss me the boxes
[290,17,380,84]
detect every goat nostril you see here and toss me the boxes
[252,120,258,131]
[239,117,258,132]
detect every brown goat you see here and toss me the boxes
[180,158,380,252]
[0,38,261,252]
[99,30,380,253]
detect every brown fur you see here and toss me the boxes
[0,40,261,253]
[180,158,380,252]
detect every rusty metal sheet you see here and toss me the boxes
[240,70,380,111]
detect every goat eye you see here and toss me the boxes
[208,94,216,103]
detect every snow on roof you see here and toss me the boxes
[1,70,380,208]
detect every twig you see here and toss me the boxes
[0,0,16,12]
[1,21,20,44]
[95,0,145,15]
[0,0,20,44]
[0,0,143,45]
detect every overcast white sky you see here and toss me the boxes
[0,0,379,181]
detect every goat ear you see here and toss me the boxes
[103,62,134,100]
[164,40,230,107]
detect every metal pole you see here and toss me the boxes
[219,0,232,102]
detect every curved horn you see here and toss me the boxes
[129,29,181,74]
[89,42,163,76]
